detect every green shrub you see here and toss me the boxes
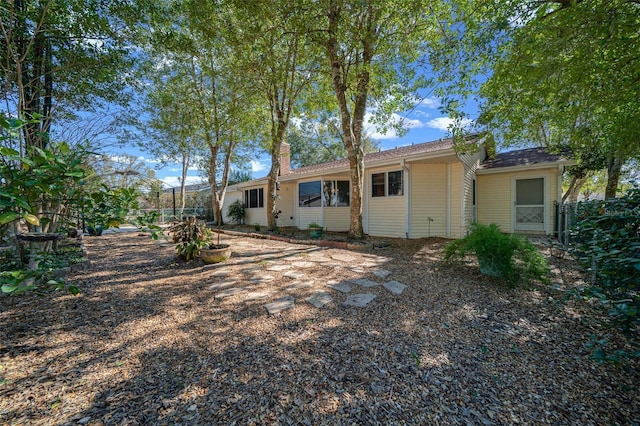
[227,200,246,224]
[570,186,640,335]
[444,223,550,286]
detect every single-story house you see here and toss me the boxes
[222,136,572,238]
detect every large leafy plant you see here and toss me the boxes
[1,116,88,234]
[444,223,550,286]
[82,185,139,234]
[169,216,214,261]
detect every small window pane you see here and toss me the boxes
[516,178,543,205]
[335,180,350,206]
[299,181,322,207]
[372,173,385,197]
[388,171,403,196]
[324,180,350,206]
[245,188,264,208]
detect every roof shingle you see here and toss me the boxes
[479,147,571,170]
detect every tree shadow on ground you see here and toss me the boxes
[1,233,638,424]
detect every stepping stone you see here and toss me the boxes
[291,261,315,268]
[246,289,278,301]
[351,278,380,288]
[284,270,305,279]
[307,291,333,308]
[285,281,314,291]
[346,266,365,273]
[343,293,376,307]
[331,254,356,263]
[208,280,237,291]
[215,287,247,299]
[372,269,392,279]
[210,268,232,277]
[249,275,275,284]
[328,281,352,293]
[242,267,261,274]
[264,296,295,314]
[383,280,407,295]
[266,264,291,271]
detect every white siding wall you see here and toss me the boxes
[410,164,447,238]
[245,208,266,226]
[324,208,350,231]
[222,190,242,224]
[276,183,295,227]
[243,185,267,227]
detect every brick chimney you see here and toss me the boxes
[279,142,291,176]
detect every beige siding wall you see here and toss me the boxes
[298,208,322,229]
[366,165,407,238]
[324,208,350,231]
[368,196,406,237]
[450,163,464,237]
[476,173,511,231]
[276,183,295,227]
[410,164,447,237]
[477,168,559,234]
[457,148,485,236]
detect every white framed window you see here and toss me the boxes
[372,170,404,197]
[299,181,322,207]
[244,188,264,208]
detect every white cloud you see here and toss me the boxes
[365,112,426,140]
[420,97,440,109]
[251,160,268,173]
[425,117,473,131]
[161,176,208,188]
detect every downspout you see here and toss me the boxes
[402,159,410,239]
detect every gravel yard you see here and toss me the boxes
[1,232,638,425]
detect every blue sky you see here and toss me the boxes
[123,95,477,188]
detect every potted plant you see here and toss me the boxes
[308,222,323,239]
[443,222,550,286]
[169,217,231,263]
[200,239,231,264]
[170,216,213,260]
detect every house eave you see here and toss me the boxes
[476,160,574,175]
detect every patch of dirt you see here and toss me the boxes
[0,232,638,425]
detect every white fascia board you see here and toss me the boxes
[476,161,572,175]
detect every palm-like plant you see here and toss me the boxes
[169,216,213,260]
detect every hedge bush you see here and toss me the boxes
[570,186,640,335]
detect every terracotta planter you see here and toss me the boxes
[200,244,231,264]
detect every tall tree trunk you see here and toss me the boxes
[562,165,588,203]
[179,155,188,217]
[213,139,235,227]
[267,118,286,231]
[605,154,624,199]
[326,0,374,239]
